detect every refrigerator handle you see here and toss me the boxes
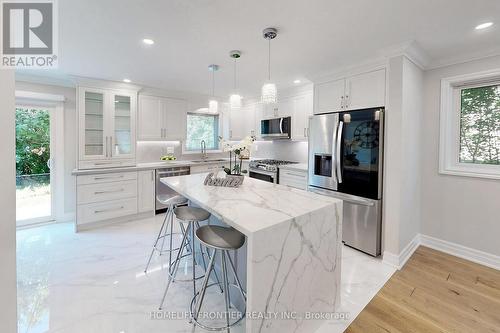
[331,122,338,183]
[336,121,344,183]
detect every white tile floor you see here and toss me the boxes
[16,215,395,333]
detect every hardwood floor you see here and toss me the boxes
[346,246,500,333]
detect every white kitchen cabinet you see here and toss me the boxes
[314,78,345,114]
[138,95,163,140]
[137,170,155,213]
[291,93,313,141]
[279,168,308,190]
[345,69,386,110]
[138,95,187,141]
[163,98,187,140]
[76,171,138,228]
[314,69,386,114]
[229,104,256,140]
[78,87,136,169]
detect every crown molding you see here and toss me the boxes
[309,58,388,84]
[378,40,431,70]
[15,72,75,88]
[426,47,500,71]
[71,75,143,92]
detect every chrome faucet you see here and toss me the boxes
[200,140,207,160]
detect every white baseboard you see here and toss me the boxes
[383,233,500,271]
[420,234,500,271]
[382,234,420,269]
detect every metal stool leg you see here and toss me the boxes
[168,207,174,267]
[189,221,196,323]
[159,226,189,310]
[227,253,247,301]
[144,212,168,273]
[221,251,231,333]
[194,248,217,320]
[158,207,172,255]
[196,221,223,293]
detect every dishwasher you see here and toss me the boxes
[155,166,190,213]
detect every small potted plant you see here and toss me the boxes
[219,136,255,183]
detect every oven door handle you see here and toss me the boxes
[249,168,276,177]
[336,121,344,184]
[279,118,283,134]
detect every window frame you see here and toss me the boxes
[439,69,500,180]
[183,111,222,154]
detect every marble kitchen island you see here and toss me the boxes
[162,173,343,333]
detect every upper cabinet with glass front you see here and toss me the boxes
[78,86,137,169]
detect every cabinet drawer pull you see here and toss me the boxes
[94,175,124,180]
[94,206,124,214]
[283,172,306,178]
[94,188,125,195]
[94,161,116,166]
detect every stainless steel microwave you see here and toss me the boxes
[260,117,291,140]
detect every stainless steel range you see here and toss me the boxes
[249,159,298,183]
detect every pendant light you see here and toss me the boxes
[208,64,219,113]
[229,50,242,110]
[261,27,278,104]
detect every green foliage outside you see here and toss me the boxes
[460,85,500,165]
[186,113,219,150]
[16,107,50,176]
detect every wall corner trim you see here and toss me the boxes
[382,234,420,269]
[383,233,500,271]
[420,234,500,271]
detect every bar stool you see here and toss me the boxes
[191,225,247,332]
[144,194,188,273]
[159,206,222,311]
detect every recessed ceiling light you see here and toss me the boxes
[293,79,301,84]
[123,78,131,83]
[475,22,493,30]
[142,38,155,45]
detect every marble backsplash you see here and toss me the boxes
[136,140,309,163]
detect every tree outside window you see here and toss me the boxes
[185,113,219,151]
[459,84,500,165]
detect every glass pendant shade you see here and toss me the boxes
[208,99,218,113]
[261,28,278,104]
[229,94,242,109]
[261,82,277,104]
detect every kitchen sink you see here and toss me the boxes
[191,159,227,163]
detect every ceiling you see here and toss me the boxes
[18,0,500,98]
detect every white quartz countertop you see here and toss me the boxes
[161,173,340,235]
[71,159,236,175]
[278,163,308,172]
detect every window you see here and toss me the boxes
[440,70,500,179]
[185,112,219,151]
[459,85,500,165]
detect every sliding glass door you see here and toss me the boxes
[16,105,54,226]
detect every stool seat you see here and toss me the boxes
[156,194,188,206]
[174,206,210,222]
[196,225,245,250]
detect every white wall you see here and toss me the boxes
[400,57,424,249]
[0,70,18,332]
[15,80,77,218]
[421,55,500,257]
[383,55,424,259]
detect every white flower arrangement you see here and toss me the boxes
[219,136,255,175]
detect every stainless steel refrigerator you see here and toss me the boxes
[308,108,384,256]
